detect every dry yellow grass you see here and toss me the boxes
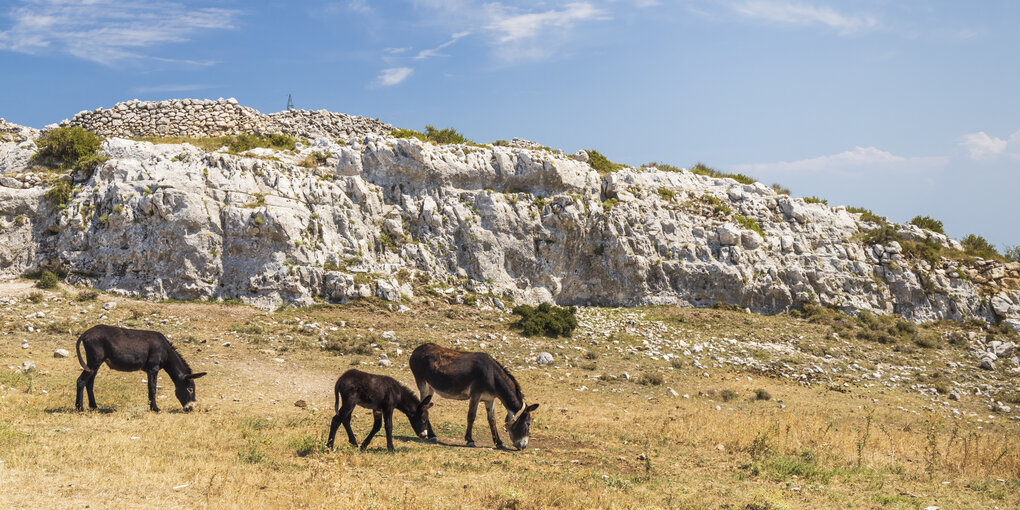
[1,281,1018,509]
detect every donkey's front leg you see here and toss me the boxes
[146,369,160,413]
[485,400,505,449]
[383,409,395,451]
[465,392,481,447]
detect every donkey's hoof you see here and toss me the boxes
[465,441,476,448]
[427,437,438,444]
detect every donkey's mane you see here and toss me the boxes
[494,359,524,403]
[165,338,192,373]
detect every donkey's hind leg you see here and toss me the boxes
[85,369,99,409]
[75,370,90,411]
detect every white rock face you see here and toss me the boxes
[0,112,1018,331]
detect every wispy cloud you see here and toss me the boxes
[413,31,471,60]
[728,0,879,35]
[133,84,213,94]
[0,0,240,67]
[377,67,414,86]
[486,2,604,44]
[732,146,947,176]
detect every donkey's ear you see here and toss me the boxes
[419,394,433,409]
[525,403,539,413]
[187,372,207,380]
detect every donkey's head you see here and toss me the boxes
[407,395,433,438]
[174,372,207,412]
[505,403,539,450]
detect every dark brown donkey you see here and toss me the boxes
[326,369,433,451]
[75,325,206,412]
[409,343,539,450]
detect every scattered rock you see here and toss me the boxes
[536,352,554,365]
[102,302,116,311]
[666,387,679,397]
[53,349,69,358]
[378,359,392,367]
[294,400,307,408]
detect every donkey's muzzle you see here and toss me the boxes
[183,402,196,413]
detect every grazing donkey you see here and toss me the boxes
[75,325,206,413]
[410,343,539,450]
[326,369,433,451]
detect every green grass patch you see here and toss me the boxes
[587,149,626,174]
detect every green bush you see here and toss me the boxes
[689,162,756,185]
[30,126,103,170]
[846,206,883,224]
[44,180,74,209]
[803,196,828,205]
[510,302,578,338]
[424,125,469,144]
[861,223,901,245]
[1005,246,1020,262]
[769,183,790,195]
[754,388,772,401]
[643,162,682,173]
[587,149,625,174]
[35,270,60,290]
[910,216,945,234]
[226,133,297,153]
[961,234,1001,260]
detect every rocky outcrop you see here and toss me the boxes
[64,99,392,140]
[0,108,1018,330]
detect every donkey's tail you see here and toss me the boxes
[334,384,340,414]
[75,334,92,372]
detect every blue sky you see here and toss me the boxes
[1,0,1018,248]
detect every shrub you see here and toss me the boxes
[1005,246,1020,262]
[847,206,883,223]
[720,389,739,402]
[587,149,625,174]
[26,292,43,303]
[910,215,945,234]
[769,183,790,195]
[803,196,828,205]
[861,223,902,245]
[77,290,99,301]
[643,162,683,173]
[30,126,103,170]
[657,187,675,200]
[424,125,469,144]
[637,372,664,386]
[392,128,427,141]
[226,133,297,153]
[754,388,772,401]
[510,302,578,338]
[689,162,756,185]
[961,234,1001,260]
[35,270,59,290]
[44,180,75,209]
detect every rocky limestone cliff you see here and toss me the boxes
[0,108,1018,330]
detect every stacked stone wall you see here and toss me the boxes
[67,98,392,139]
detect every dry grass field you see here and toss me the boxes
[1,279,1019,509]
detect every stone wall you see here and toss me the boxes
[66,99,392,140]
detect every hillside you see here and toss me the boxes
[1,100,1018,332]
[0,281,1018,508]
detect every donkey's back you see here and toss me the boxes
[77,324,170,372]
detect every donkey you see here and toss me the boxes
[326,369,433,451]
[75,324,206,413]
[409,343,539,450]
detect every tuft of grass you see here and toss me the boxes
[510,303,578,338]
[846,206,883,223]
[689,162,756,185]
[720,389,738,402]
[803,196,828,205]
[76,290,100,302]
[754,388,771,401]
[392,125,471,145]
[656,187,675,201]
[133,133,297,154]
[298,151,330,168]
[769,183,790,195]
[637,372,664,386]
[735,216,765,238]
